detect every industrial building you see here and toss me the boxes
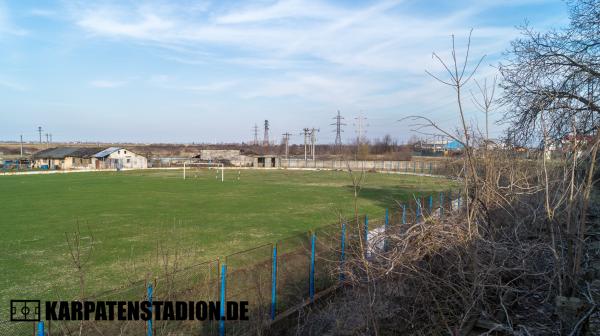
[31,147,147,170]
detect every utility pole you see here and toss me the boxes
[253,124,259,145]
[20,135,23,157]
[37,126,43,144]
[263,120,270,147]
[331,110,345,153]
[302,128,310,162]
[310,128,319,160]
[282,132,291,159]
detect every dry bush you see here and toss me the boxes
[292,207,560,335]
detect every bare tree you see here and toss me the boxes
[401,29,485,235]
[65,222,94,336]
[499,0,599,145]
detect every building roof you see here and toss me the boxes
[446,140,464,150]
[93,147,121,158]
[32,147,104,159]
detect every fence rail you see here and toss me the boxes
[2,190,463,336]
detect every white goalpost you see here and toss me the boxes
[183,161,224,182]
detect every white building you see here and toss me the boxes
[93,147,148,169]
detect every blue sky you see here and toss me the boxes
[0,0,568,144]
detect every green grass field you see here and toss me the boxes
[0,169,454,308]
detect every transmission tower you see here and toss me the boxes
[253,124,259,145]
[263,120,270,147]
[282,132,291,159]
[331,110,345,153]
[37,126,43,144]
[354,113,368,144]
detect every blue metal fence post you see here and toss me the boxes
[37,321,44,336]
[385,208,389,227]
[428,195,433,214]
[402,204,406,224]
[219,264,227,336]
[270,245,277,320]
[364,215,369,258]
[440,192,444,218]
[147,283,153,336]
[429,162,432,174]
[340,223,346,281]
[309,233,316,303]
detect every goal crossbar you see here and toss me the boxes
[183,161,224,182]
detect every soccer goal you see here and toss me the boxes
[182,161,224,182]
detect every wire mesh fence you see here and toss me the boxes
[152,259,220,336]
[2,189,462,336]
[225,244,272,335]
[275,233,312,314]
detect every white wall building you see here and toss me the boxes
[94,147,148,169]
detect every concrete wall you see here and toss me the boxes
[200,149,254,167]
[279,159,440,172]
[200,149,240,161]
[62,157,94,169]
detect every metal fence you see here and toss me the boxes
[3,190,463,336]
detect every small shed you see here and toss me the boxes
[253,155,280,168]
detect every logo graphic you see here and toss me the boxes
[10,300,41,321]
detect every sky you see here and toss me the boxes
[0,0,569,144]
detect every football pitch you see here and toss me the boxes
[0,169,454,306]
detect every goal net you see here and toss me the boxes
[182,161,224,181]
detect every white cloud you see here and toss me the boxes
[0,78,26,91]
[29,8,57,18]
[214,0,341,24]
[69,0,520,74]
[149,75,237,93]
[62,0,566,140]
[89,79,127,88]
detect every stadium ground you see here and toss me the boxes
[0,169,455,307]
